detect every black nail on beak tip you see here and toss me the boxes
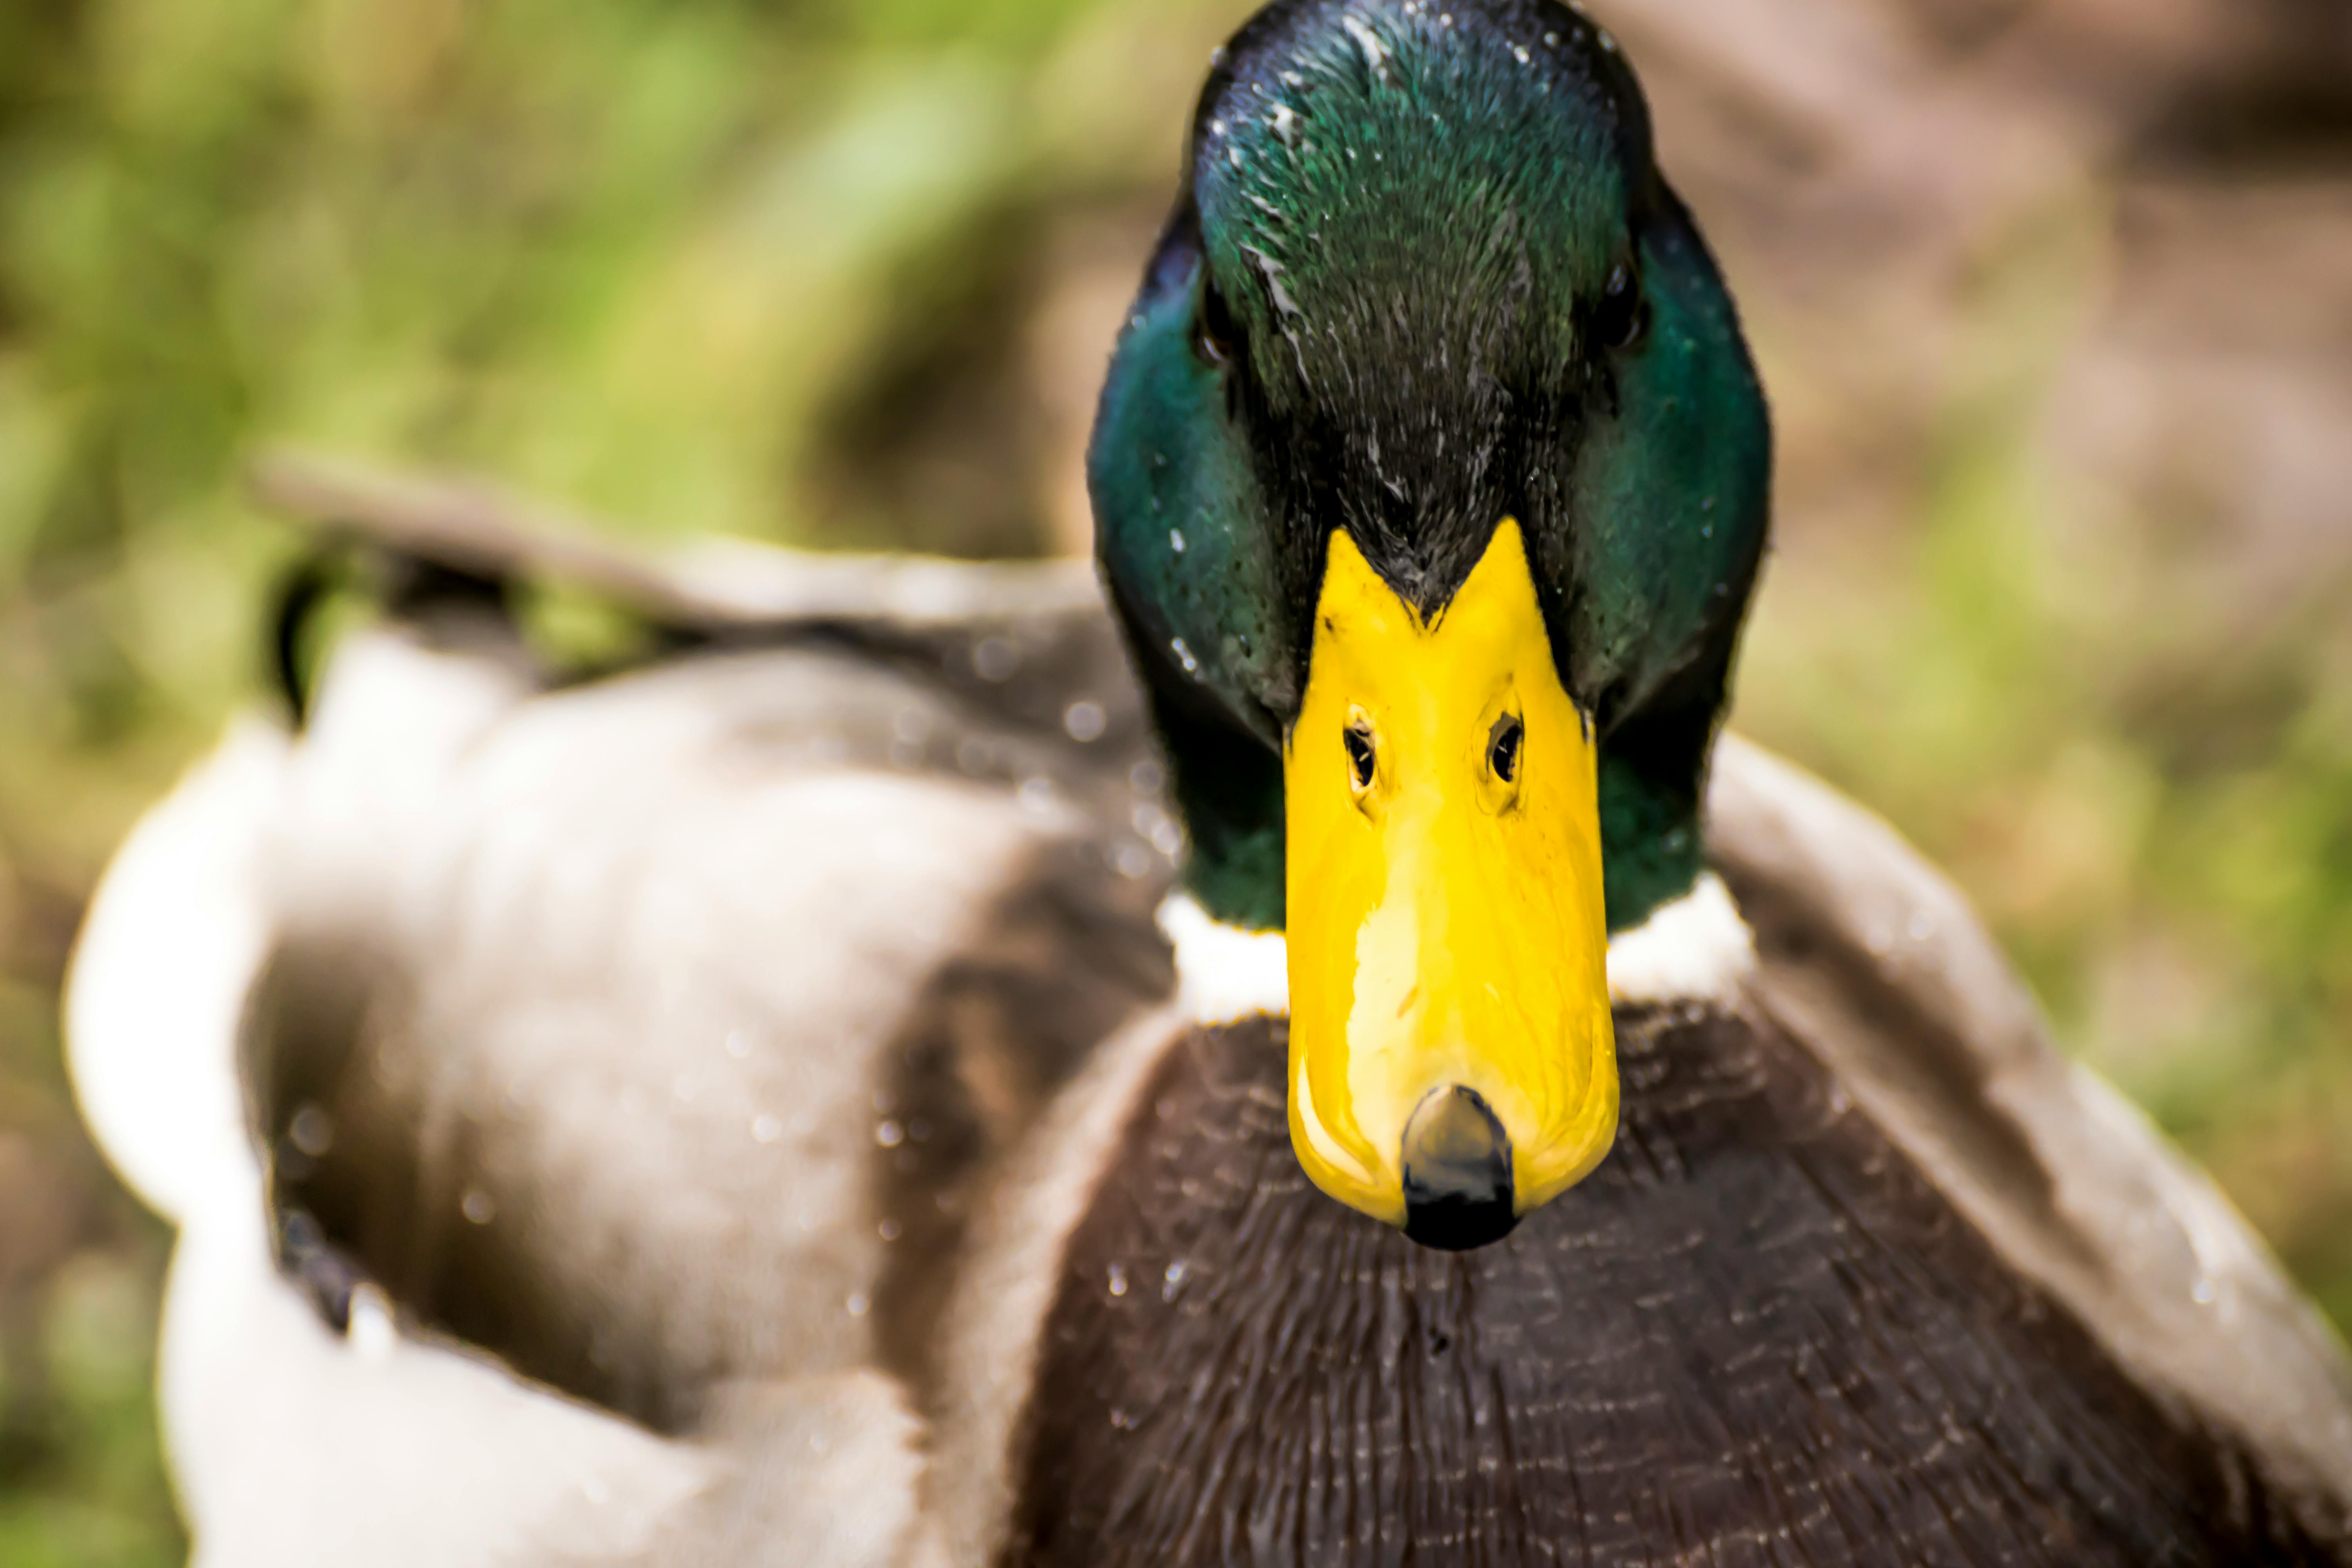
[1401,1085,1517,1252]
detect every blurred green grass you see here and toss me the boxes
[0,0,2347,1556]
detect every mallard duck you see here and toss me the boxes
[67,1,2352,1563]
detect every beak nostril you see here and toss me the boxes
[1400,1085,1517,1251]
[1487,711,1523,784]
[1342,720,1376,791]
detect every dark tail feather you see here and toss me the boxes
[269,550,344,730]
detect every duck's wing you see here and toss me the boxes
[1706,733,2352,1523]
[252,624,1171,1428]
[67,528,1175,1563]
[68,691,725,1568]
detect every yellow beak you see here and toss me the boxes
[1283,520,1617,1247]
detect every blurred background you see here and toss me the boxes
[0,0,2346,1558]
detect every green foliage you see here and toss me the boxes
[0,0,1240,871]
[0,1248,183,1568]
[0,976,180,1566]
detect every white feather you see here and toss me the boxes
[64,718,287,1225]
[1603,873,1755,1006]
[1159,872,1756,1027]
[1156,894,1288,1024]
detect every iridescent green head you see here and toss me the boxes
[1089,0,1771,1242]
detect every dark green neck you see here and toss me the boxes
[1148,661,1289,932]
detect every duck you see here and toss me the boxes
[64,1,2352,1564]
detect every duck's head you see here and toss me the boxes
[1091,0,1769,1249]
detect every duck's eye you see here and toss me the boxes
[1487,712,1523,784]
[1343,721,1376,791]
[1593,260,1647,351]
[1194,278,1239,367]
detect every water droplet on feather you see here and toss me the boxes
[288,1103,334,1158]
[1063,701,1107,742]
[973,638,1018,681]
